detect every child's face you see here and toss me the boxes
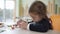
[29,13,42,22]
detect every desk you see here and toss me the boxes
[0,28,60,34]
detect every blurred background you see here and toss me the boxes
[0,0,60,25]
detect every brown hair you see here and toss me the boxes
[29,1,53,29]
[29,1,48,19]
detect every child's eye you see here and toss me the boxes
[32,17,37,19]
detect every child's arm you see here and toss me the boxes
[17,20,49,32]
[27,23,49,32]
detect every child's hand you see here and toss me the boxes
[17,20,28,30]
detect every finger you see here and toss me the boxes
[17,21,22,25]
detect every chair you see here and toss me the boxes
[50,15,60,31]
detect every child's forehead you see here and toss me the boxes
[29,13,40,17]
[30,13,38,15]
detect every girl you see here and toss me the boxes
[17,1,52,32]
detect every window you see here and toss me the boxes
[0,0,16,23]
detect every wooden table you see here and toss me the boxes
[0,28,60,34]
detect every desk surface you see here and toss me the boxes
[0,28,60,34]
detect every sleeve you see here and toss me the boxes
[28,23,49,32]
[27,23,32,30]
[27,21,35,30]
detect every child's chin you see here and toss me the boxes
[34,21,39,22]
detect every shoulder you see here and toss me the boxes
[37,18,50,24]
